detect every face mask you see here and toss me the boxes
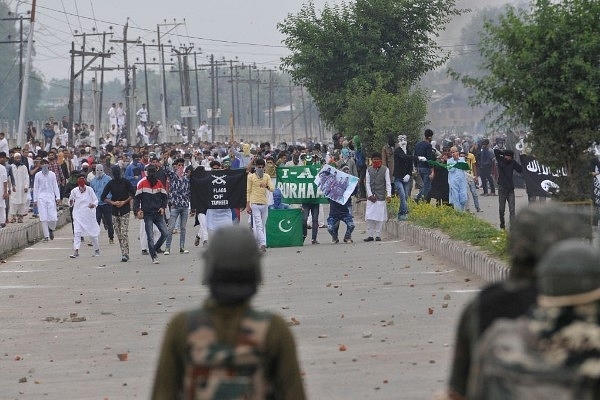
[372,160,382,169]
[96,170,104,178]
[41,165,49,174]
[77,178,86,188]
[118,160,124,168]
[255,167,264,178]
[398,135,407,152]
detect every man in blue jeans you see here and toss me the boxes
[164,158,190,255]
[393,134,421,220]
[134,164,169,264]
[414,129,436,203]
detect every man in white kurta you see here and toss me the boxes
[108,103,117,128]
[33,159,61,241]
[69,175,101,258]
[364,152,392,241]
[10,153,30,223]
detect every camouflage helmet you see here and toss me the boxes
[202,225,262,304]
[508,204,592,279]
[537,239,600,307]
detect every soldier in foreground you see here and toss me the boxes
[468,240,600,399]
[444,204,591,399]
[151,225,306,400]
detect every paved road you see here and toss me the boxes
[0,209,489,400]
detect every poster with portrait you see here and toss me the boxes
[313,165,359,205]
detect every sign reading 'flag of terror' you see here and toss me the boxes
[276,165,328,204]
[190,168,247,211]
[266,208,304,248]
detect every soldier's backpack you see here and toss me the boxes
[470,317,600,400]
[183,308,274,400]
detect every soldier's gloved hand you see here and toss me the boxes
[418,156,427,162]
[402,174,410,183]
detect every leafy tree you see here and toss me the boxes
[451,0,600,201]
[340,77,428,153]
[278,0,462,146]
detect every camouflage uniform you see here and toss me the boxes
[151,300,305,400]
[468,240,600,399]
[151,225,306,400]
[447,205,592,398]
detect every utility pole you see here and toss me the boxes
[300,86,309,140]
[68,45,112,146]
[16,0,35,146]
[135,41,174,126]
[171,44,194,138]
[110,20,140,144]
[205,55,227,139]
[269,69,275,144]
[74,30,108,126]
[97,29,112,133]
[193,52,202,128]
[210,54,216,142]
[156,21,182,143]
[227,58,239,137]
[0,14,26,122]
[288,80,295,144]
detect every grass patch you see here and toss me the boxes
[387,197,508,262]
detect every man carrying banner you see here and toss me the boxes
[246,158,274,251]
[205,160,234,238]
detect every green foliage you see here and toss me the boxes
[278,0,462,142]
[340,80,428,152]
[387,197,508,260]
[450,0,600,201]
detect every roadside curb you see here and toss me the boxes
[354,200,510,283]
[0,209,70,260]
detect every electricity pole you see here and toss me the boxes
[110,20,140,144]
[68,45,112,146]
[171,44,194,138]
[156,21,182,143]
[16,0,35,146]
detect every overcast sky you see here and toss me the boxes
[10,0,515,83]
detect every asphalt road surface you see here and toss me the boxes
[1,191,535,399]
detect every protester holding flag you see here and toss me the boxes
[447,147,469,212]
[205,161,234,239]
[494,148,523,230]
[246,158,274,252]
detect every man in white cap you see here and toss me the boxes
[9,152,29,223]
[33,159,61,241]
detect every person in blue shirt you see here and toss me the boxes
[90,164,114,244]
[124,153,143,187]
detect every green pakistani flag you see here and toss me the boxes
[428,160,471,171]
[266,209,304,248]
